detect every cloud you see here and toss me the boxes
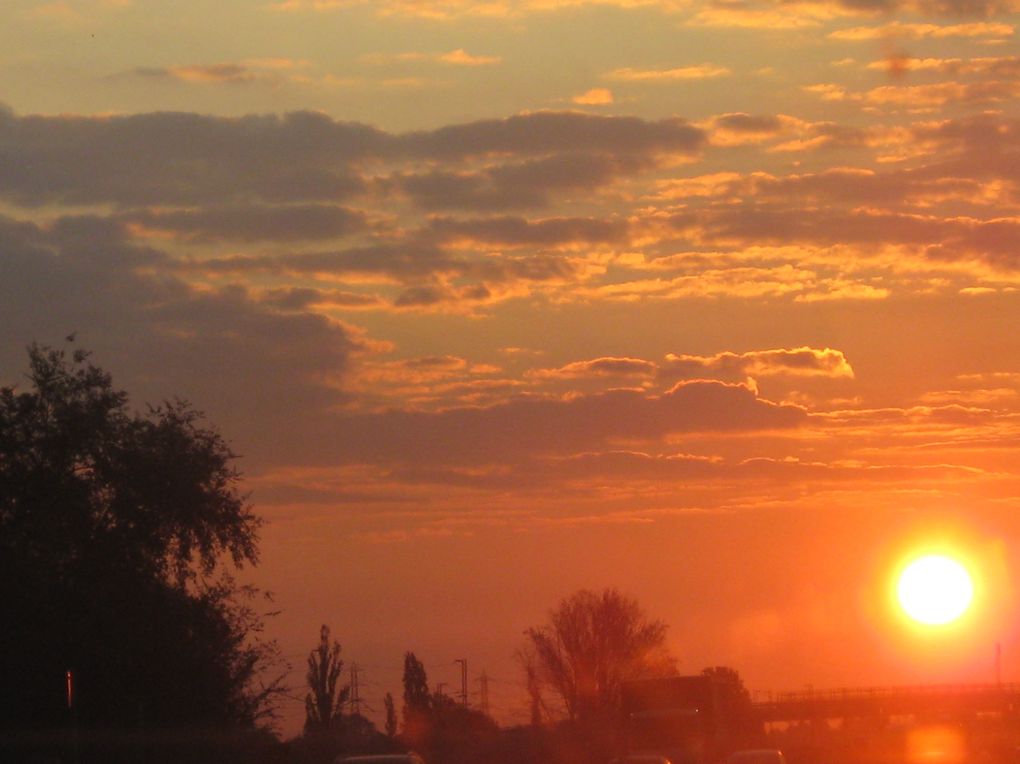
[360,49,501,66]
[317,380,807,465]
[127,58,312,85]
[864,80,1020,108]
[268,0,1020,20]
[270,0,689,20]
[392,153,652,210]
[426,215,629,247]
[423,450,986,489]
[132,63,258,84]
[578,264,821,301]
[392,283,494,309]
[438,49,502,66]
[686,1,841,30]
[345,354,518,407]
[119,204,371,242]
[0,107,704,208]
[523,347,853,386]
[189,240,589,308]
[660,348,855,381]
[710,112,786,136]
[260,287,384,310]
[606,64,731,81]
[829,22,1014,41]
[529,357,660,380]
[190,242,459,283]
[573,88,615,105]
[0,109,381,207]
[652,198,1020,270]
[398,111,705,160]
[806,78,1020,109]
[794,283,891,301]
[865,56,1020,77]
[244,57,313,70]
[0,213,364,469]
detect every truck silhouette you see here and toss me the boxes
[621,675,769,764]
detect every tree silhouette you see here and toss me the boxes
[425,693,500,764]
[402,652,431,748]
[305,625,350,733]
[384,692,398,738]
[0,343,282,757]
[523,588,676,724]
[702,666,759,745]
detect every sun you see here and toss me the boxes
[897,555,974,626]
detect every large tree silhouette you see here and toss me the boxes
[523,588,677,724]
[0,343,281,756]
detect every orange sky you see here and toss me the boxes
[2,0,1020,738]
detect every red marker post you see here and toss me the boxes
[66,669,79,764]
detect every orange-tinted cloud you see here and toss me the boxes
[606,64,731,81]
[573,88,615,105]
[361,49,501,66]
[829,21,1014,41]
[438,49,501,66]
[132,63,258,84]
[528,348,854,385]
[660,348,855,381]
[529,357,659,380]
[426,215,629,248]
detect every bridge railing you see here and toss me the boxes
[752,683,1020,721]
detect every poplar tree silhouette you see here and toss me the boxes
[384,692,398,738]
[305,625,350,733]
[402,652,431,747]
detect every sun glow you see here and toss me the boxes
[897,554,974,626]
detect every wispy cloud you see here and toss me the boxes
[128,58,313,85]
[606,64,731,81]
[133,63,258,84]
[829,22,1014,41]
[527,348,855,384]
[360,49,501,66]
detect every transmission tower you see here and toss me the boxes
[350,663,361,716]
[455,659,468,706]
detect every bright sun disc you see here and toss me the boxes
[897,555,973,626]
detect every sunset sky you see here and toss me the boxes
[3,0,1020,737]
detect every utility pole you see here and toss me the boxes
[455,659,468,706]
[350,663,361,716]
[477,671,490,717]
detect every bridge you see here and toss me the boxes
[754,683,1020,723]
